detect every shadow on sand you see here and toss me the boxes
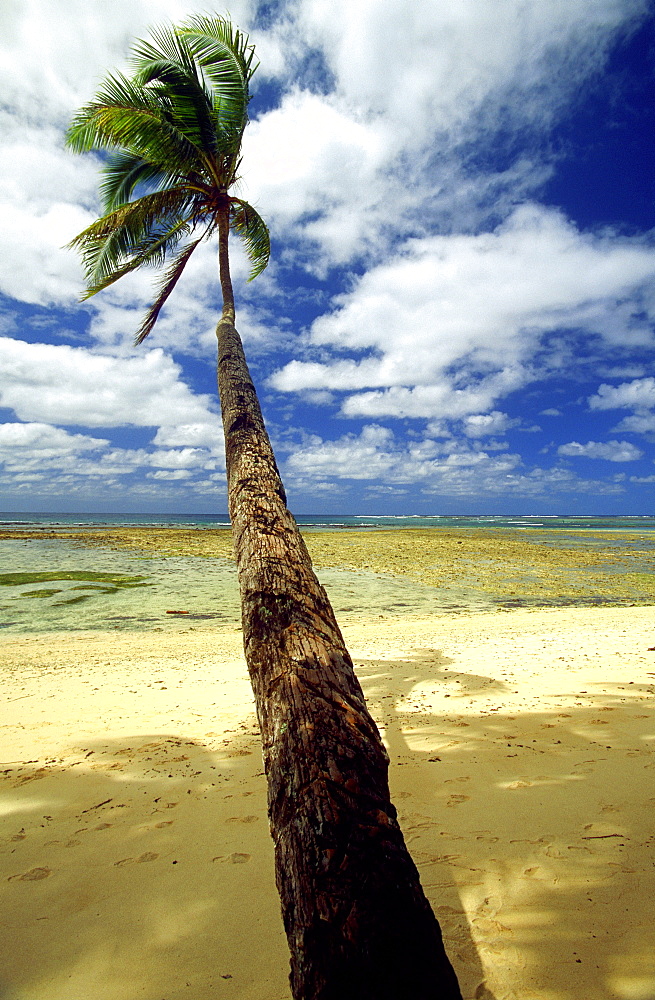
[355,644,654,1000]
[2,641,652,1000]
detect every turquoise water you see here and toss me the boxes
[0,538,483,634]
[2,512,655,531]
[2,513,653,634]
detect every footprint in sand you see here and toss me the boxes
[8,867,52,881]
[446,795,470,807]
[114,852,159,867]
[225,815,259,824]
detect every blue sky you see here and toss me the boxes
[1,0,654,515]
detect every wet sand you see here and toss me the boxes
[1,528,654,999]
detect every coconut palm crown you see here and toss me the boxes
[66,15,269,344]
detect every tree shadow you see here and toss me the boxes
[0,670,488,1000]
[0,729,290,1000]
[353,642,655,1000]
[4,625,651,1000]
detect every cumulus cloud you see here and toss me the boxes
[0,422,108,466]
[237,0,649,266]
[285,424,521,483]
[153,422,224,451]
[0,421,141,479]
[284,424,628,498]
[557,440,643,461]
[0,337,217,428]
[612,413,655,434]
[1,0,653,507]
[271,205,655,421]
[147,469,194,480]
[294,0,647,140]
[461,411,519,437]
[589,377,655,411]
[241,89,388,262]
[587,378,655,438]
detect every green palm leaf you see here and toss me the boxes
[230,198,270,280]
[180,16,254,149]
[100,151,187,211]
[132,26,218,154]
[66,71,203,172]
[69,188,197,279]
[67,15,269,339]
[135,236,204,344]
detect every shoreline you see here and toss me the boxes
[2,523,655,610]
[1,604,654,999]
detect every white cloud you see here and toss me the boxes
[557,440,643,461]
[589,377,655,411]
[461,411,519,437]
[236,0,649,266]
[0,422,108,465]
[0,422,223,487]
[295,0,647,141]
[612,413,655,434]
[284,423,631,497]
[0,422,145,479]
[0,337,217,429]
[147,469,194,480]
[242,89,387,261]
[0,197,91,307]
[147,447,217,470]
[153,422,223,450]
[285,424,521,486]
[587,378,655,437]
[271,205,655,419]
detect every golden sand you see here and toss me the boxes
[1,527,654,999]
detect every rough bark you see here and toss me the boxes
[215,208,462,1000]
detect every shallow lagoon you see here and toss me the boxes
[1,523,654,634]
[0,537,489,634]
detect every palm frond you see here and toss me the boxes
[99,152,183,211]
[134,236,203,344]
[132,26,218,153]
[76,217,192,300]
[182,15,258,84]
[230,198,270,280]
[66,71,204,172]
[69,194,198,295]
[179,16,253,150]
[67,15,267,345]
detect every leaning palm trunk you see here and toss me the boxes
[67,17,463,997]
[217,213,462,1000]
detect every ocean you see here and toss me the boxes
[1,512,654,634]
[2,511,655,531]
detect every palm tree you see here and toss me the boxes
[66,16,462,1000]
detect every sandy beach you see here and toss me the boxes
[1,529,654,1000]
